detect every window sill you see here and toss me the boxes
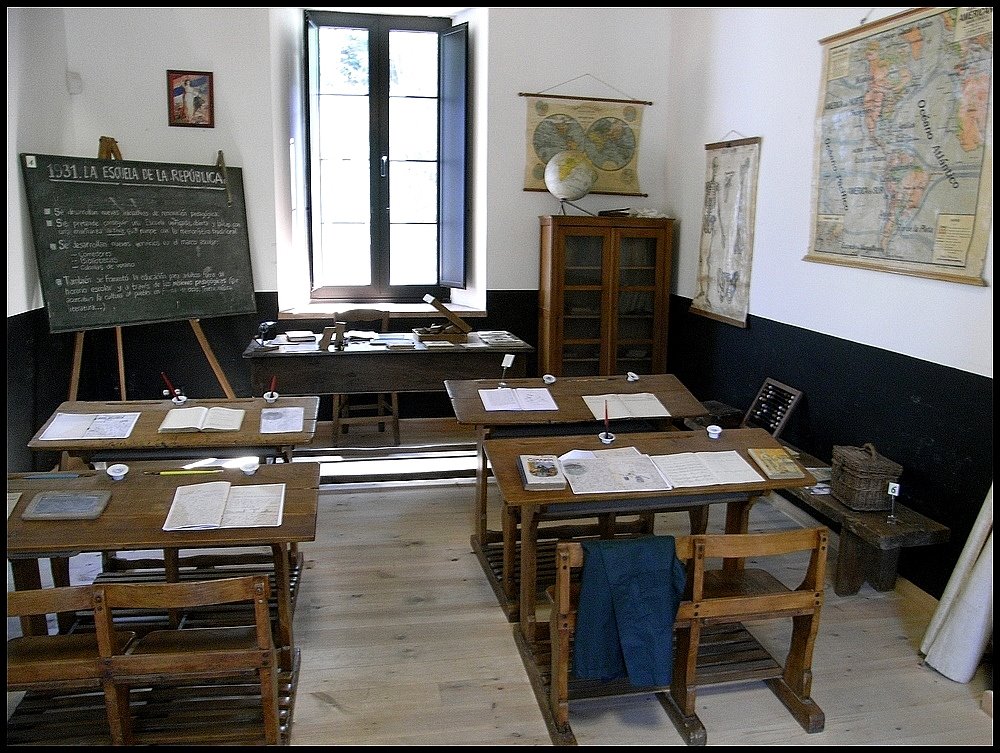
[278,301,486,321]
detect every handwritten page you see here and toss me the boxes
[219,484,285,528]
[478,388,558,411]
[582,394,670,420]
[651,451,764,488]
[260,406,305,434]
[163,481,229,530]
[39,412,141,440]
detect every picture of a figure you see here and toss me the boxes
[167,70,214,128]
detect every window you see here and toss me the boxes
[304,10,468,303]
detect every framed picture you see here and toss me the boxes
[166,70,214,128]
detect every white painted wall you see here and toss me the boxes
[7,7,993,378]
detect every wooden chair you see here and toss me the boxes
[331,308,400,445]
[8,584,135,693]
[549,527,829,745]
[93,575,281,746]
[687,377,803,439]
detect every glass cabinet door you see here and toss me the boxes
[560,233,605,375]
[614,234,660,374]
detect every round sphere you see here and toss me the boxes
[544,150,597,201]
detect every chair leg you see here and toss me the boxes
[259,661,281,744]
[549,606,571,731]
[102,681,133,746]
[657,622,708,745]
[765,612,825,733]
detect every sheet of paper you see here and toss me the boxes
[478,387,558,411]
[39,413,98,440]
[260,406,305,434]
[219,483,285,528]
[562,454,672,494]
[163,481,229,530]
[83,412,141,439]
[277,342,320,353]
[652,450,763,488]
[582,393,670,420]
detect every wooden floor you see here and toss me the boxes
[9,418,993,745]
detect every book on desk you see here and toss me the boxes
[518,455,567,490]
[163,481,285,530]
[158,406,246,433]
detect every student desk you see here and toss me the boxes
[445,373,709,602]
[241,331,534,396]
[7,462,320,675]
[28,396,320,466]
[482,428,816,642]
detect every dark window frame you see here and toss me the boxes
[303,10,468,303]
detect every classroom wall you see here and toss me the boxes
[7,8,994,598]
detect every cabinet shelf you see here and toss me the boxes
[539,215,673,376]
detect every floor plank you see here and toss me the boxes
[8,420,993,745]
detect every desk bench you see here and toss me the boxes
[776,450,949,596]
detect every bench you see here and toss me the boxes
[777,445,950,596]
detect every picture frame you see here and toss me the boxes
[166,70,214,128]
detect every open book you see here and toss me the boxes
[479,387,558,411]
[651,450,764,488]
[38,412,141,441]
[163,481,286,530]
[158,406,245,433]
[582,393,670,420]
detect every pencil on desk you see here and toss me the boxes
[143,469,224,476]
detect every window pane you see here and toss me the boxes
[319,157,370,223]
[389,30,438,97]
[389,97,437,161]
[317,222,371,287]
[318,27,368,94]
[318,95,369,160]
[389,162,436,223]
[389,223,437,285]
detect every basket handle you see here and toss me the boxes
[863,442,878,457]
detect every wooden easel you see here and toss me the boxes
[68,138,236,401]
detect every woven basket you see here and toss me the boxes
[830,443,902,511]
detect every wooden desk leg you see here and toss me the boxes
[272,543,295,672]
[722,496,756,573]
[834,529,900,596]
[10,558,47,635]
[473,426,489,545]
[519,504,540,645]
[165,549,181,628]
[501,502,518,616]
[50,556,75,633]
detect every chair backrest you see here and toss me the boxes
[549,528,829,735]
[7,584,127,691]
[92,574,278,745]
[334,308,390,333]
[741,377,802,438]
[92,575,275,662]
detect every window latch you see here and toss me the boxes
[380,155,388,178]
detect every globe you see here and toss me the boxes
[544,150,597,201]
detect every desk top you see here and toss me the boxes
[242,330,533,359]
[484,427,815,507]
[445,374,708,426]
[27,397,319,454]
[7,462,320,555]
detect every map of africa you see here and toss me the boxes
[807,6,992,285]
[523,95,644,195]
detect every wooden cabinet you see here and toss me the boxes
[538,215,674,377]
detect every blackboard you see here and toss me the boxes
[19,153,257,334]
